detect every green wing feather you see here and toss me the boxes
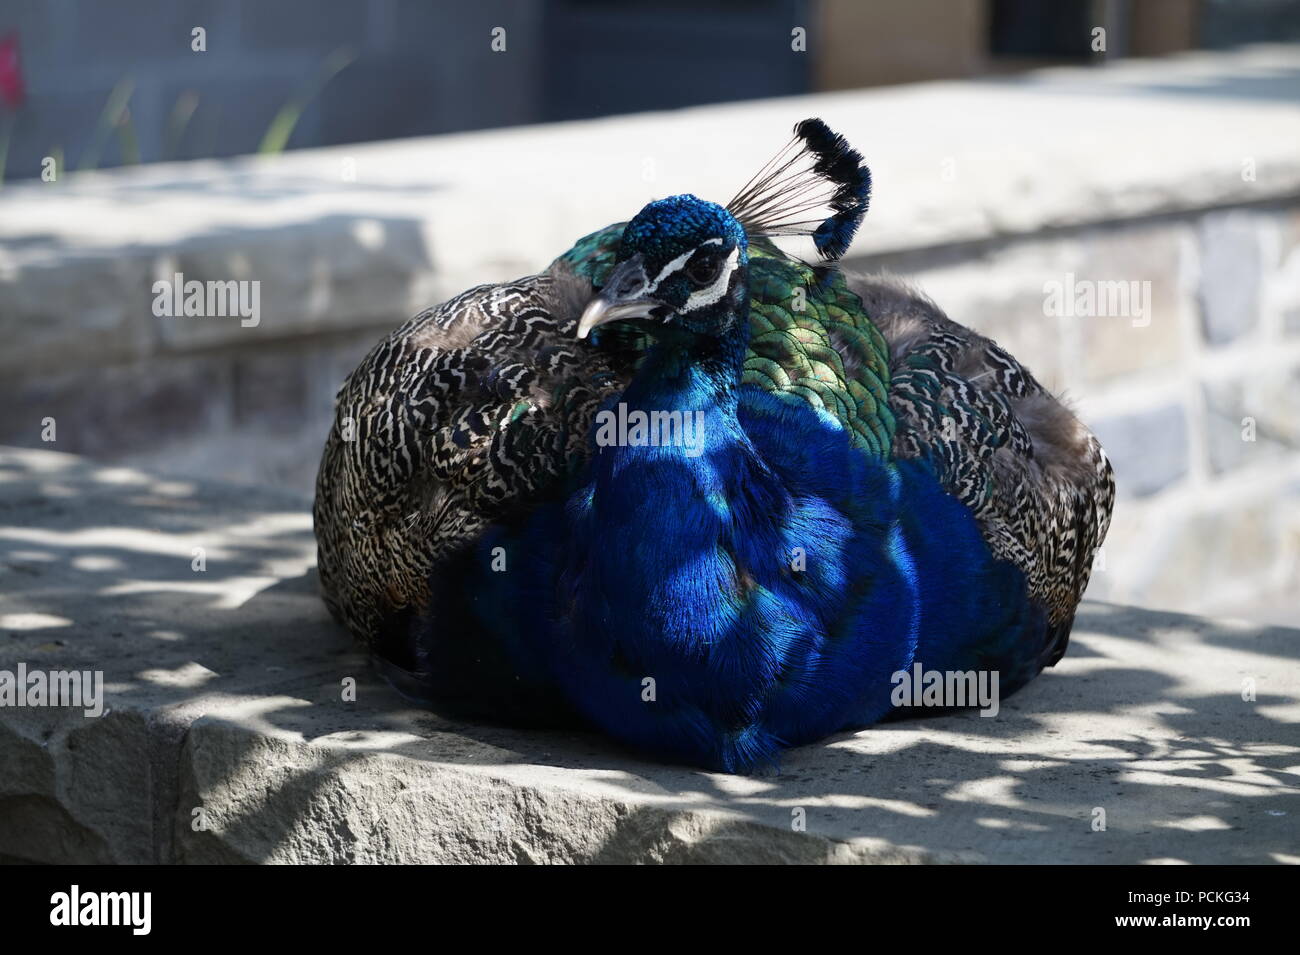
[556,225,895,458]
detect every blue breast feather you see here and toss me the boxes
[421,382,1050,779]
[417,379,1049,773]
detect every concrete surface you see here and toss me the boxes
[0,446,1297,864]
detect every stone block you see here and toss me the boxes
[1074,222,1187,384]
[1203,366,1300,474]
[1273,210,1300,337]
[151,213,435,351]
[0,249,157,376]
[0,354,233,460]
[866,237,1077,394]
[1089,404,1190,498]
[1198,211,1262,345]
[232,347,311,433]
[1133,495,1295,616]
[0,707,155,864]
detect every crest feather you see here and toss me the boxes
[726,118,871,261]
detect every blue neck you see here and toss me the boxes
[573,287,775,647]
[622,283,751,417]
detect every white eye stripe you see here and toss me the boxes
[645,237,724,293]
[680,246,740,313]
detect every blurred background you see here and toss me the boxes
[0,0,1297,627]
[2,0,1300,176]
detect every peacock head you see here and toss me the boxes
[576,118,872,345]
[576,194,748,341]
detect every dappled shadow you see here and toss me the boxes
[2,446,1296,863]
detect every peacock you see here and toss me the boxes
[313,119,1114,773]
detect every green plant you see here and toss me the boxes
[258,46,355,155]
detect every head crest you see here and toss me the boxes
[726,118,871,261]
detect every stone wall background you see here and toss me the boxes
[852,204,1300,623]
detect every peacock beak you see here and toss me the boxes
[576,255,659,339]
[576,297,655,339]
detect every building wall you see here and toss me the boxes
[1,0,549,179]
[816,0,990,89]
[0,0,815,181]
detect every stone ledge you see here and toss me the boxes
[1,446,1297,864]
[2,45,1299,375]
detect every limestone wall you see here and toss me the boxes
[852,205,1300,621]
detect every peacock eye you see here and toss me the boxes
[685,255,723,287]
